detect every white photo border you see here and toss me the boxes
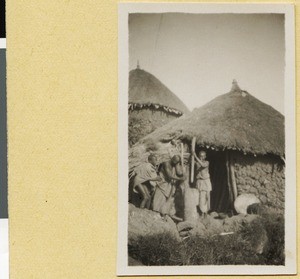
[0,39,6,49]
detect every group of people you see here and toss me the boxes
[131,150,212,219]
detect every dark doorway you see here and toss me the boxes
[195,148,229,213]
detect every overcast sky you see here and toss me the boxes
[129,13,285,114]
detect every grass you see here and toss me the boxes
[128,211,285,266]
[260,210,285,265]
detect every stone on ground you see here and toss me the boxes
[189,222,207,236]
[177,221,195,232]
[128,203,179,245]
[209,211,219,218]
[223,214,258,232]
[234,193,260,214]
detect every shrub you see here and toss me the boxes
[128,233,181,266]
[260,211,285,265]
[128,232,261,266]
[184,233,262,265]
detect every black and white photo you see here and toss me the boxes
[118,3,296,276]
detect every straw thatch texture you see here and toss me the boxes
[129,68,189,114]
[142,88,284,156]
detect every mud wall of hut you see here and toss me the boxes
[129,109,178,146]
[231,152,285,212]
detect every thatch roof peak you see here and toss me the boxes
[231,79,241,92]
[129,68,189,114]
[143,88,284,157]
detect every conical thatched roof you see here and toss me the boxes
[142,81,284,156]
[129,68,189,114]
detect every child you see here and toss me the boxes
[192,150,212,218]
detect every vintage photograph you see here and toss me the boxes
[118,4,296,276]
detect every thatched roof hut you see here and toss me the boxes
[129,67,189,115]
[143,80,284,157]
[131,80,285,213]
[128,66,189,146]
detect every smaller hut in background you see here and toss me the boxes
[130,80,285,213]
[128,63,189,146]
